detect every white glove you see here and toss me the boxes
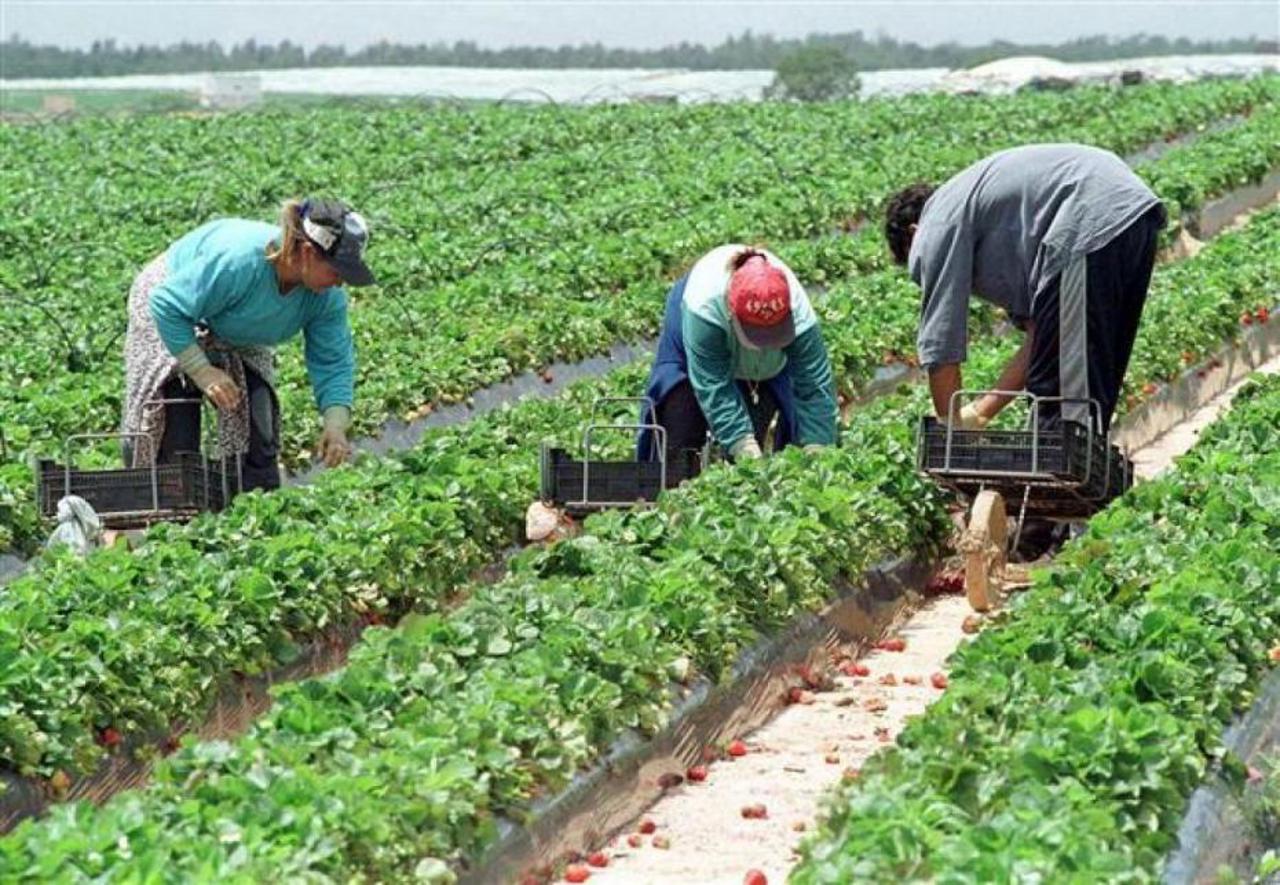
[956,404,988,430]
[729,436,764,460]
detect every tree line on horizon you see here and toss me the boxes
[2,30,1274,79]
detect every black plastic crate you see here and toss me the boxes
[540,446,703,511]
[916,417,1133,517]
[37,452,241,528]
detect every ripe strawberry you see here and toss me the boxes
[97,726,122,748]
[586,852,608,868]
[686,764,709,782]
[1258,306,1271,323]
[652,835,671,850]
[727,739,748,757]
[787,687,816,705]
[741,802,769,819]
[564,864,590,883]
[878,637,906,652]
[638,818,657,834]
[931,672,949,690]
[626,834,643,849]
[744,870,769,885]
[1242,310,1255,326]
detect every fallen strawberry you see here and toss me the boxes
[824,753,840,764]
[564,864,590,883]
[638,818,657,834]
[787,687,816,705]
[961,614,983,635]
[1242,310,1255,326]
[741,803,769,819]
[652,835,671,850]
[727,739,748,757]
[1258,306,1270,323]
[744,870,768,885]
[626,834,643,849]
[686,764,709,782]
[878,673,898,687]
[877,637,906,652]
[586,852,608,869]
[931,672,949,690]
[841,661,871,678]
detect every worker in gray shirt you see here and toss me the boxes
[884,144,1166,432]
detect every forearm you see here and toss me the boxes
[973,323,1034,419]
[928,363,962,420]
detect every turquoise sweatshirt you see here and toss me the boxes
[149,219,355,412]
[681,245,838,449]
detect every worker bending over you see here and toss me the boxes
[884,144,1165,432]
[638,244,838,461]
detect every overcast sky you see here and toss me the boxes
[2,0,1276,51]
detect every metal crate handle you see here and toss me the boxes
[576,423,668,509]
[63,432,162,512]
[142,396,244,500]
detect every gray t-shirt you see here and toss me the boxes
[909,144,1163,369]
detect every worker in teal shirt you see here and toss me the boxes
[638,245,838,462]
[122,198,376,491]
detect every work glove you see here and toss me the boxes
[186,363,242,411]
[178,343,241,411]
[729,436,764,461]
[316,405,352,467]
[955,403,988,430]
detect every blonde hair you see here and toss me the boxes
[265,198,305,265]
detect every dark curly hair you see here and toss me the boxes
[883,183,936,265]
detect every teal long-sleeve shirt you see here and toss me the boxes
[149,219,355,413]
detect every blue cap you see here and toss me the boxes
[300,198,376,287]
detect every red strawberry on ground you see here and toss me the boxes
[1242,311,1255,326]
[686,764,709,782]
[626,834,643,849]
[638,818,657,834]
[741,803,769,819]
[931,672,949,690]
[564,864,590,883]
[728,739,748,757]
[98,726,121,748]
[878,637,906,652]
[586,852,608,868]
[1258,306,1270,323]
[744,870,768,885]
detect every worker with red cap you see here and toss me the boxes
[638,244,838,462]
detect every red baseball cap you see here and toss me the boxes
[728,254,796,350]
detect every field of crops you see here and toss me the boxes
[1,72,1278,882]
